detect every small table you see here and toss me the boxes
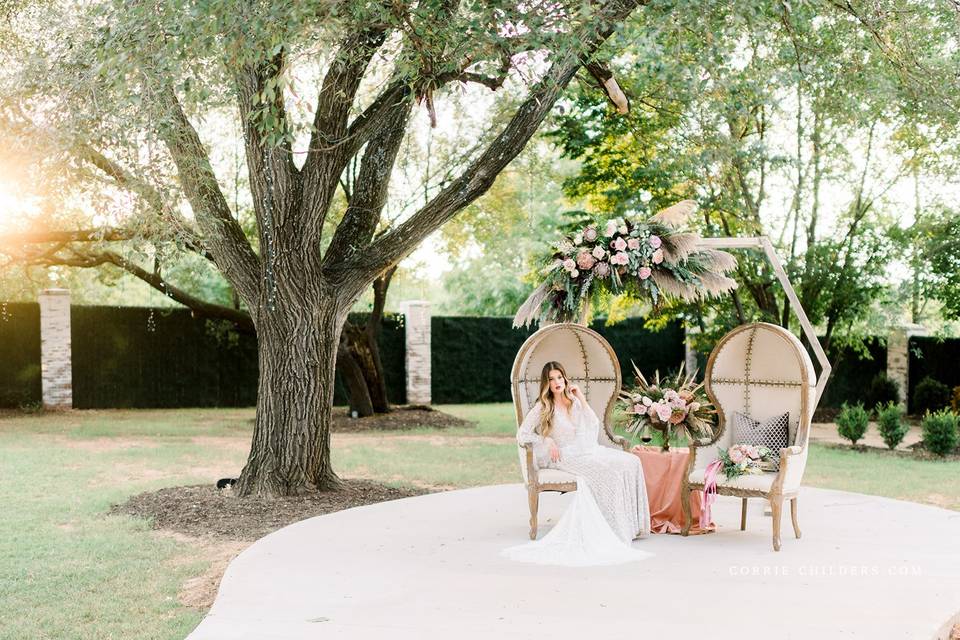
[630,445,715,535]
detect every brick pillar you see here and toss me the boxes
[38,288,73,410]
[887,323,927,410]
[401,300,431,406]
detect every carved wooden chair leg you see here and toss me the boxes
[740,498,748,531]
[528,488,539,540]
[790,496,801,539]
[770,496,783,551]
[680,487,692,536]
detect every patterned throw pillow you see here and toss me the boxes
[732,411,790,471]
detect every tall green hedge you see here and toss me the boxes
[0,303,42,408]
[71,306,259,409]
[430,316,685,404]
[819,338,887,409]
[908,336,960,414]
[7,301,945,411]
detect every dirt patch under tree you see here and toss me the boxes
[329,405,474,432]
[111,479,430,542]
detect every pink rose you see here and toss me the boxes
[649,235,662,249]
[593,262,610,278]
[627,238,640,250]
[613,237,627,252]
[655,403,672,422]
[638,266,651,279]
[652,248,664,264]
[611,251,629,265]
[592,246,606,260]
[562,258,576,271]
[583,226,598,242]
[729,448,744,464]
[604,220,618,237]
[576,251,596,270]
[633,403,645,414]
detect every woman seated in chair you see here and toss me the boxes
[517,361,651,543]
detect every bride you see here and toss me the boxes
[501,361,653,566]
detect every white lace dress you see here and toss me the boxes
[501,396,653,566]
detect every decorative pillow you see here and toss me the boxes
[732,411,790,471]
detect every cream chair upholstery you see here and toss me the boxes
[510,322,629,539]
[680,322,816,551]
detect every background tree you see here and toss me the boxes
[545,0,959,352]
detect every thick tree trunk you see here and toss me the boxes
[235,300,344,497]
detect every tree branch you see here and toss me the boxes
[16,246,254,332]
[340,0,643,291]
[155,84,262,306]
[322,102,412,267]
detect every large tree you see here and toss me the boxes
[0,0,643,496]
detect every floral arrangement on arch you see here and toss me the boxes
[617,363,718,452]
[512,200,738,328]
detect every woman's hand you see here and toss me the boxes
[568,383,585,401]
[547,437,561,463]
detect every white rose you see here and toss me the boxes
[570,269,579,278]
[574,233,583,245]
[618,225,628,235]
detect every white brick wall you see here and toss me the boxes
[39,288,73,410]
[402,300,431,406]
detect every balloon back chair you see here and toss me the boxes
[680,322,816,551]
[510,322,629,539]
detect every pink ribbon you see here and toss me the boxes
[700,459,723,530]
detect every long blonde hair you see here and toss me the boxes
[537,361,574,438]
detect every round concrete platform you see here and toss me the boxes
[187,485,960,640]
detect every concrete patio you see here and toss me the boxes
[187,484,960,640]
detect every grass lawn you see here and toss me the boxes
[1,403,958,639]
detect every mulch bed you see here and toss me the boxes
[330,404,473,432]
[111,480,429,542]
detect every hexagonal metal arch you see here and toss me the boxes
[697,236,833,409]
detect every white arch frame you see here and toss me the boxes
[696,236,832,408]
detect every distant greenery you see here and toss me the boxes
[913,377,951,416]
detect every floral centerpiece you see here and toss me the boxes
[717,444,776,479]
[513,200,738,328]
[618,362,718,452]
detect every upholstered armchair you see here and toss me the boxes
[510,322,629,540]
[680,322,817,551]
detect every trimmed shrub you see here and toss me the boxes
[913,377,951,416]
[864,373,900,411]
[875,401,908,450]
[836,402,870,446]
[921,409,959,456]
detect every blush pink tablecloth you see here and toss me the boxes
[630,445,716,535]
